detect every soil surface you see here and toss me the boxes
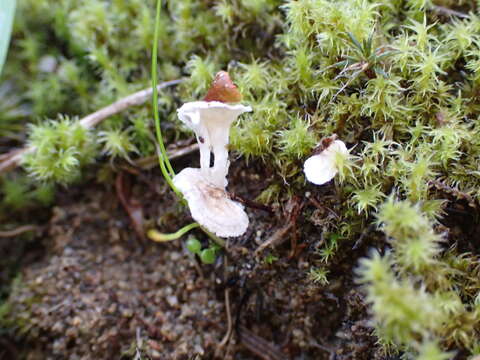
[1,159,385,360]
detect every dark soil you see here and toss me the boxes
[1,159,385,360]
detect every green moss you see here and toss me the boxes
[3,0,480,355]
[22,117,96,184]
[277,116,317,159]
[307,267,329,286]
[358,199,480,356]
[98,128,138,161]
[1,177,31,210]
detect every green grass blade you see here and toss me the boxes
[347,32,364,55]
[364,32,373,58]
[151,0,180,196]
[152,0,176,179]
[0,0,16,76]
[148,222,200,242]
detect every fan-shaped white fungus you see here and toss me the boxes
[304,139,348,185]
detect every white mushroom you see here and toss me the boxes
[172,71,252,237]
[177,101,252,188]
[304,139,348,185]
[173,167,249,237]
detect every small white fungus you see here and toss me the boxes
[173,100,252,237]
[303,139,348,185]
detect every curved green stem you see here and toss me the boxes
[201,227,226,247]
[152,0,176,179]
[156,146,181,196]
[148,222,200,242]
[149,0,227,248]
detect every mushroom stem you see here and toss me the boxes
[198,138,211,174]
[174,101,252,237]
[212,143,229,188]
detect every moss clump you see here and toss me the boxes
[2,0,480,357]
[7,0,480,201]
[23,117,96,184]
[358,199,480,357]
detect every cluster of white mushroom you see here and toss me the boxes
[173,72,251,237]
[174,71,348,238]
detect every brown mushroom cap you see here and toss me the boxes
[204,71,242,103]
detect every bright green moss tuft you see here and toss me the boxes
[358,199,480,356]
[22,117,96,184]
[184,55,216,97]
[277,116,316,159]
[99,128,138,161]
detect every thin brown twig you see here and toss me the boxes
[0,79,183,174]
[223,293,233,349]
[307,196,340,219]
[254,222,294,256]
[255,197,303,256]
[189,251,204,279]
[428,179,477,208]
[431,5,469,19]
[199,310,286,360]
[115,172,146,242]
[238,325,287,360]
[216,290,233,357]
[288,197,304,258]
[134,142,199,169]
[0,225,39,238]
[229,192,274,214]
